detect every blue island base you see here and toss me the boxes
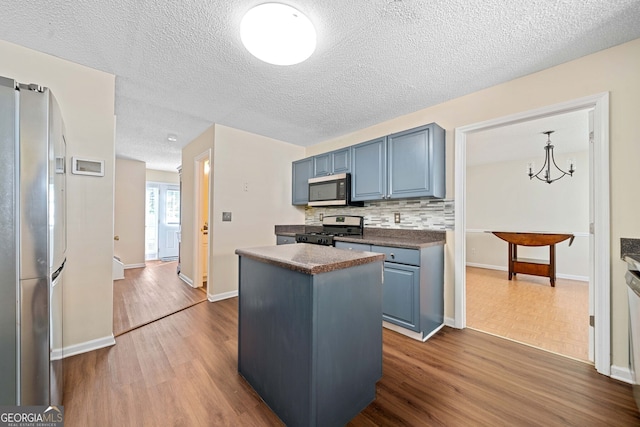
[238,256,383,427]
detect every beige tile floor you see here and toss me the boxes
[465,266,590,361]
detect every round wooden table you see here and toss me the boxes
[491,232,575,287]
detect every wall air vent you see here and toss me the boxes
[71,156,104,177]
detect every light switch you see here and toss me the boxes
[222,212,232,222]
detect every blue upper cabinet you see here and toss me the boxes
[388,123,445,199]
[313,153,331,177]
[292,157,313,205]
[293,123,444,205]
[331,147,350,174]
[352,123,445,201]
[351,137,387,201]
[313,148,350,177]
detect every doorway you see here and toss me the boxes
[145,182,181,261]
[454,93,611,375]
[464,110,590,361]
[194,151,211,294]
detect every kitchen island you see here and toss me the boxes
[235,244,384,427]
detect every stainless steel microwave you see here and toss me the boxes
[308,173,362,207]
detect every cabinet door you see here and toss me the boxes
[331,148,350,174]
[382,263,420,332]
[351,137,387,201]
[292,158,313,205]
[387,123,445,199]
[388,125,431,199]
[313,153,331,177]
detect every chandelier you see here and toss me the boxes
[527,131,575,184]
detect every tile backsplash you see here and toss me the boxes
[305,198,454,230]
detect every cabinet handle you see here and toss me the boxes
[390,253,395,259]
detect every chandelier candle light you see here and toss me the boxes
[527,131,576,184]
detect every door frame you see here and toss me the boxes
[453,92,610,375]
[193,150,211,292]
[146,181,181,261]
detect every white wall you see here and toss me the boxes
[306,38,640,369]
[115,158,146,267]
[209,125,305,297]
[0,40,116,349]
[466,150,589,278]
[146,168,179,184]
[181,124,305,297]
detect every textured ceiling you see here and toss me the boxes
[2,0,639,171]
[466,109,589,166]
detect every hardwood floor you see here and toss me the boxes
[113,260,206,336]
[466,266,589,361]
[64,298,639,426]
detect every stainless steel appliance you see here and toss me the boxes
[0,76,66,405]
[308,173,363,207]
[626,255,640,410]
[295,215,364,246]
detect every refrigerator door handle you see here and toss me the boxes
[51,258,66,282]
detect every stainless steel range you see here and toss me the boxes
[295,215,364,246]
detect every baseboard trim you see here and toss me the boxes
[382,321,444,342]
[178,273,194,287]
[611,365,633,384]
[444,316,456,328]
[124,263,146,269]
[466,262,588,282]
[60,334,116,359]
[208,290,239,302]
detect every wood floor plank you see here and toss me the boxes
[113,260,206,336]
[64,298,638,426]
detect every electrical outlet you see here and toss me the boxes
[222,212,232,222]
[319,213,324,221]
[394,212,401,223]
[243,182,248,192]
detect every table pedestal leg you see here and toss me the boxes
[550,244,556,287]
[508,243,516,280]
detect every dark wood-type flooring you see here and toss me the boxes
[112,260,206,336]
[65,297,639,426]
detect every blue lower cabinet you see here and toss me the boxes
[335,240,444,339]
[382,263,420,331]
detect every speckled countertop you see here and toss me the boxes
[235,244,385,275]
[274,225,445,249]
[621,238,640,271]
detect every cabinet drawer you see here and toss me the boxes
[335,241,371,252]
[276,235,296,245]
[371,245,419,266]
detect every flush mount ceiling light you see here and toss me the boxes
[240,3,316,66]
[527,131,576,184]
[167,133,178,142]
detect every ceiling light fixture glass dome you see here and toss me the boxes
[240,3,316,66]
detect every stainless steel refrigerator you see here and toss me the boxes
[0,76,66,405]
